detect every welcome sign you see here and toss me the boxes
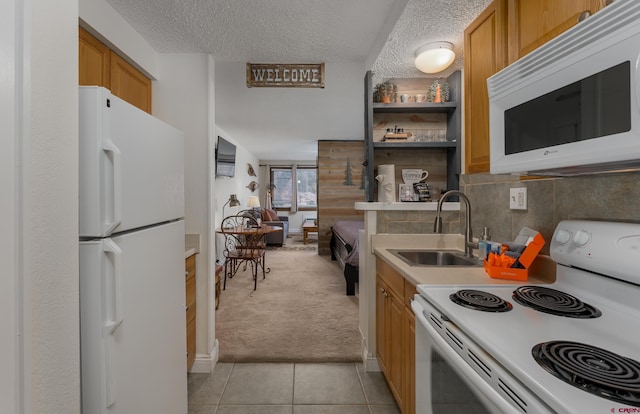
[246,63,325,88]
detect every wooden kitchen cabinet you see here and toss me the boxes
[464,0,607,174]
[79,28,111,90]
[403,280,417,414]
[507,0,607,63]
[185,254,197,371]
[376,257,416,414]
[110,52,152,114]
[79,28,152,114]
[464,0,508,174]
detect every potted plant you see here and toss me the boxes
[428,79,450,103]
[374,81,398,103]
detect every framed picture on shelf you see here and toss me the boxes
[399,184,415,202]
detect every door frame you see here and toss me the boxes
[1,0,30,412]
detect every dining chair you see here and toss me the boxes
[220,213,266,290]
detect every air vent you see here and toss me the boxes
[429,312,443,329]
[498,379,528,413]
[445,328,463,350]
[489,0,640,97]
[467,349,492,378]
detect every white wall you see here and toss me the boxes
[214,127,261,226]
[215,61,364,161]
[152,53,214,371]
[1,1,22,411]
[79,0,159,79]
[30,0,80,412]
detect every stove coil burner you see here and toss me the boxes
[449,289,513,312]
[513,286,601,318]
[533,341,640,407]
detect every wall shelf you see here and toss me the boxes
[372,102,457,113]
[364,71,462,202]
[373,141,457,149]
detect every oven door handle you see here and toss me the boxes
[412,299,524,414]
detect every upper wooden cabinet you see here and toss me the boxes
[463,0,607,174]
[79,28,152,114]
[464,0,507,174]
[507,0,607,62]
[79,28,111,89]
[110,52,152,114]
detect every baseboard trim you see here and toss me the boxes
[361,340,381,372]
[189,340,219,373]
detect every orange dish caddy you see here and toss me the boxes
[483,231,545,281]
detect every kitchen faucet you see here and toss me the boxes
[434,190,478,258]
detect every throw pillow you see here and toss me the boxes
[266,209,280,221]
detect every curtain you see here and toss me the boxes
[290,164,298,213]
[265,164,272,209]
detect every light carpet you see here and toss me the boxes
[216,241,361,362]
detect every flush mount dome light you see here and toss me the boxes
[414,42,455,74]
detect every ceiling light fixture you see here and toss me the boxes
[414,42,455,74]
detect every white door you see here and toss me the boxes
[79,86,184,238]
[80,220,187,414]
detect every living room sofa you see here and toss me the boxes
[260,208,289,246]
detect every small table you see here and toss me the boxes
[216,224,283,289]
[302,221,318,244]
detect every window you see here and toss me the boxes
[270,167,317,210]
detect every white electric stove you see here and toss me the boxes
[413,220,640,413]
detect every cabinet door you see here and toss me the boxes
[464,0,508,174]
[110,51,152,114]
[508,0,606,62]
[403,306,416,414]
[79,28,111,88]
[388,290,405,411]
[185,255,196,371]
[376,277,388,373]
[403,281,417,414]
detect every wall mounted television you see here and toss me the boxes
[215,136,236,177]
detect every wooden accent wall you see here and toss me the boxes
[317,140,366,255]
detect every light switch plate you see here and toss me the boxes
[510,188,527,210]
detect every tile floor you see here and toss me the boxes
[188,362,401,414]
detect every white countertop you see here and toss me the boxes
[372,233,555,286]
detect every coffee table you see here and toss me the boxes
[302,221,318,244]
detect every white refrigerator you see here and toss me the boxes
[79,86,188,413]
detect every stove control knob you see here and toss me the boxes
[573,230,591,247]
[555,230,571,245]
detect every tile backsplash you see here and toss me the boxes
[377,171,640,254]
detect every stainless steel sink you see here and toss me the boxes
[389,249,481,267]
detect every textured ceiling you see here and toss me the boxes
[371,0,492,84]
[105,0,399,63]
[105,0,492,160]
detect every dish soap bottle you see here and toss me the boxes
[478,227,490,261]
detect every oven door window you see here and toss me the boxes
[431,349,492,413]
[504,61,631,154]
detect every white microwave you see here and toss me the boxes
[488,0,640,176]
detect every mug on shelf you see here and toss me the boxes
[402,169,429,184]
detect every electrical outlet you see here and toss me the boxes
[510,188,527,210]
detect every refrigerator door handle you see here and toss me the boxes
[102,140,122,235]
[102,239,123,408]
[102,239,123,335]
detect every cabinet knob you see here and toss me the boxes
[578,10,591,22]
